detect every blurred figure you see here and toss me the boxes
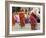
[29,8,37,30]
[25,9,29,23]
[15,12,20,23]
[19,8,25,28]
[12,11,16,31]
[12,7,19,31]
[36,8,40,23]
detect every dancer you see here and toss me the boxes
[29,8,37,30]
[12,7,16,31]
[19,8,25,28]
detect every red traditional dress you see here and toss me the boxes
[19,11,25,27]
[30,13,37,30]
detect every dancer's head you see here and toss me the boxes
[29,8,37,15]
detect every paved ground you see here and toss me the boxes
[13,23,40,31]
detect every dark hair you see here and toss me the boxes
[28,8,33,11]
[17,7,21,12]
[25,9,27,12]
[12,7,16,13]
[12,7,21,13]
[39,11,40,14]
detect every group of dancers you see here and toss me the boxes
[12,7,40,30]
